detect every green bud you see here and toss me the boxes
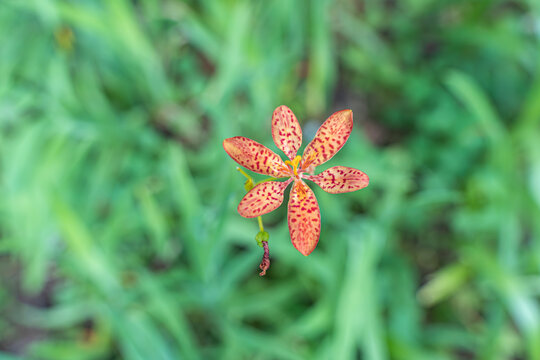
[244,178,254,191]
[255,231,269,247]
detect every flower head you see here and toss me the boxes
[223,106,369,256]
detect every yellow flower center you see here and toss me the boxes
[285,155,302,177]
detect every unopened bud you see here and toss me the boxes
[255,231,269,247]
[244,178,254,191]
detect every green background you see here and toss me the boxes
[1,1,540,359]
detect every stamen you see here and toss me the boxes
[292,155,302,176]
[285,156,303,176]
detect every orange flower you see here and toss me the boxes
[223,106,369,256]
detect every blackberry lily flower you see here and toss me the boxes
[223,106,369,256]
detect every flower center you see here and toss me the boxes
[285,155,302,178]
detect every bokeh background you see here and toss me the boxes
[1,1,540,359]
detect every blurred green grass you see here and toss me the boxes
[1,0,540,359]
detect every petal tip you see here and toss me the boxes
[292,240,316,256]
[222,137,236,153]
[335,108,352,116]
[237,202,257,218]
[337,109,353,127]
[342,109,353,122]
[361,172,370,189]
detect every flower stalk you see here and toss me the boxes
[237,167,272,275]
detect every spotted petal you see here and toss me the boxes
[238,179,292,218]
[223,136,290,177]
[306,166,369,194]
[300,109,353,170]
[272,105,302,161]
[288,180,321,256]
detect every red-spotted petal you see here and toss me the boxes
[223,137,290,177]
[272,105,302,160]
[300,109,353,170]
[238,179,292,218]
[306,166,369,194]
[287,180,321,256]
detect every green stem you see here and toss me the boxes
[235,167,272,274]
[236,167,280,184]
[257,216,264,232]
[236,167,251,180]
[236,167,276,243]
